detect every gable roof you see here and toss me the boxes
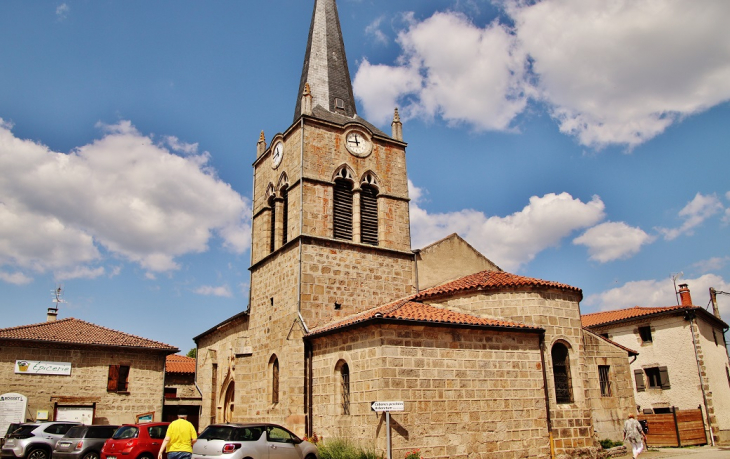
[581,305,728,329]
[308,298,542,337]
[166,354,196,374]
[0,318,178,352]
[583,328,639,356]
[415,270,582,301]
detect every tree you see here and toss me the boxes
[186,348,197,358]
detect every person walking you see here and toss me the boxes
[158,409,197,459]
[623,413,647,459]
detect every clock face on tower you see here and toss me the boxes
[271,142,284,169]
[345,130,372,157]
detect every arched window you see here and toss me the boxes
[552,342,573,404]
[280,186,289,245]
[360,173,379,246]
[269,355,280,404]
[333,167,354,240]
[336,360,350,415]
[268,195,276,253]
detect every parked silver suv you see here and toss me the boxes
[1,422,80,459]
[52,425,118,459]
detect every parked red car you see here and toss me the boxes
[100,423,169,459]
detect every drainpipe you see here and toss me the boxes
[539,332,555,459]
[687,313,715,446]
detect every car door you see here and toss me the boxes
[265,427,300,459]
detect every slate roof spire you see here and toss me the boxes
[295,0,357,121]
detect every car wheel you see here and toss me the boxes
[27,449,49,459]
[82,452,100,459]
[137,454,153,459]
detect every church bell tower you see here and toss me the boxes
[244,0,414,434]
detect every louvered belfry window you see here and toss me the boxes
[269,196,276,253]
[281,187,289,245]
[360,184,378,245]
[333,178,353,240]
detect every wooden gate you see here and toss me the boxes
[638,408,707,447]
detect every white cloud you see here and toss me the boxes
[356,1,730,148]
[724,191,730,224]
[0,119,251,283]
[194,285,233,298]
[56,3,69,21]
[693,257,729,274]
[584,274,730,316]
[354,12,529,130]
[55,266,106,281]
[409,181,605,271]
[365,16,389,45]
[658,193,724,240]
[574,221,654,263]
[0,271,33,285]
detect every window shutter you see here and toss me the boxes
[333,179,353,240]
[107,365,119,392]
[659,366,671,389]
[360,185,378,246]
[634,369,646,392]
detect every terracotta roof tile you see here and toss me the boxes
[415,270,582,300]
[0,318,178,352]
[166,354,196,373]
[309,298,541,336]
[581,306,690,328]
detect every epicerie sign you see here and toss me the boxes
[15,360,72,375]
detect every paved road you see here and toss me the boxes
[637,446,730,458]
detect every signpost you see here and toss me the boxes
[371,401,404,459]
[0,393,28,438]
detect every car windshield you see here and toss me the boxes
[86,427,118,439]
[199,426,263,442]
[112,426,139,440]
[64,427,86,439]
[9,426,37,438]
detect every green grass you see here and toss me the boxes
[317,438,384,459]
[599,439,624,449]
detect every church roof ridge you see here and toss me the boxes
[307,297,541,337]
[415,269,582,301]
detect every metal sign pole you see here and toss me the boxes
[387,411,391,459]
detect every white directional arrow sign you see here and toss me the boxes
[371,401,404,412]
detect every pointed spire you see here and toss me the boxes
[257,131,266,158]
[294,0,356,121]
[391,108,403,141]
[301,83,313,116]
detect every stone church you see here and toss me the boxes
[194,1,638,457]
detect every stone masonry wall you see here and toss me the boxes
[425,289,597,456]
[300,241,415,329]
[310,324,551,459]
[581,332,637,441]
[693,318,730,442]
[0,342,166,425]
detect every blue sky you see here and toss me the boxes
[1,0,728,353]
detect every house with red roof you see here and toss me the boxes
[0,310,178,426]
[162,354,202,430]
[582,284,730,444]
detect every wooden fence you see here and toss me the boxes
[638,408,707,447]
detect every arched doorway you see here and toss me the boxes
[223,381,235,422]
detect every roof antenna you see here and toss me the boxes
[48,285,65,322]
[671,272,683,306]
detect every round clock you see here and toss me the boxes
[345,131,372,157]
[271,142,284,169]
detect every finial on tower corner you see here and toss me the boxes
[391,107,403,141]
[257,130,266,158]
[301,83,313,116]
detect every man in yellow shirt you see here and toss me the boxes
[158,409,197,459]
